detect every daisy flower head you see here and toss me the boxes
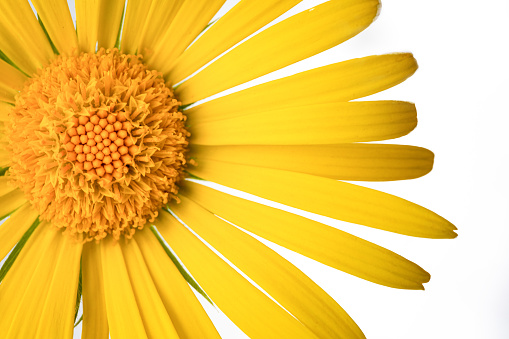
[0,0,456,338]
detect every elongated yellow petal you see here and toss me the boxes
[97,0,125,49]
[120,0,154,55]
[189,160,457,238]
[0,189,27,219]
[185,52,417,109]
[31,0,79,55]
[82,242,109,339]
[173,196,364,339]
[101,237,148,339]
[183,181,431,289]
[135,229,221,339]
[0,59,27,104]
[76,0,101,52]
[0,1,54,74]
[169,0,300,83]
[35,234,82,339]
[177,0,379,102]
[0,176,15,196]
[146,0,226,75]
[189,101,417,144]
[0,203,38,261]
[155,211,318,339]
[0,149,10,168]
[191,143,434,181]
[0,102,12,122]
[121,238,180,339]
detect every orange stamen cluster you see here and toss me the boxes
[8,48,189,241]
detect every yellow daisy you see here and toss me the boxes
[0,0,456,338]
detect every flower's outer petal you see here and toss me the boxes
[189,160,457,239]
[173,196,365,339]
[76,0,101,53]
[122,0,185,56]
[183,181,431,289]
[31,0,79,55]
[120,238,180,339]
[0,176,15,197]
[184,53,418,114]
[0,102,13,122]
[177,0,379,103]
[0,203,38,262]
[146,0,226,75]
[101,237,148,339]
[0,1,54,75]
[82,242,109,339]
[190,143,434,181]
[189,101,417,145]
[135,229,221,339]
[0,189,27,220]
[0,150,10,168]
[0,59,28,104]
[169,0,301,83]
[155,211,319,339]
[97,0,125,49]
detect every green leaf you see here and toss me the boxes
[0,218,40,283]
[150,225,213,304]
[0,167,9,176]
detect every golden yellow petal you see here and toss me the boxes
[0,59,28,104]
[173,196,364,339]
[120,0,154,55]
[177,0,379,102]
[0,189,27,220]
[75,0,101,53]
[97,0,125,49]
[189,160,457,239]
[0,102,13,122]
[155,211,318,339]
[135,229,221,339]
[0,203,38,262]
[169,0,301,83]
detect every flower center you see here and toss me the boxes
[8,48,189,241]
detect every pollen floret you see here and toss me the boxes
[8,48,189,241]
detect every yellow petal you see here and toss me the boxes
[191,143,434,181]
[97,0,125,49]
[76,0,101,53]
[146,0,226,75]
[184,52,417,111]
[120,0,154,55]
[31,0,79,55]
[0,102,13,122]
[101,237,148,339]
[189,160,457,238]
[169,0,301,83]
[82,242,109,339]
[135,229,221,339]
[0,1,54,74]
[0,59,28,104]
[189,100,417,144]
[0,176,15,196]
[120,238,180,339]
[183,181,432,289]
[0,202,38,262]
[155,211,318,339]
[173,196,364,339]
[0,149,10,168]
[177,0,379,103]
[0,189,27,220]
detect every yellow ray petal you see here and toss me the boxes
[82,242,109,339]
[0,59,28,104]
[101,237,148,339]
[155,211,318,339]
[0,102,13,122]
[0,202,38,261]
[189,100,417,145]
[185,52,417,110]
[0,149,10,168]
[146,0,226,75]
[183,181,431,289]
[177,0,379,103]
[0,1,54,74]
[31,0,79,55]
[35,234,82,339]
[169,0,300,83]
[0,189,27,219]
[135,229,221,339]
[120,0,154,55]
[0,176,15,196]
[76,0,101,53]
[189,160,457,239]
[120,238,180,339]
[191,143,434,181]
[97,0,125,49]
[173,196,364,339]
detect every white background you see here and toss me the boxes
[33,0,509,337]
